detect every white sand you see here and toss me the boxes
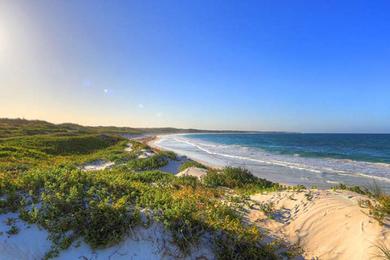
[0,213,214,260]
[176,167,208,180]
[0,212,51,260]
[249,189,390,260]
[81,160,115,171]
[138,149,155,159]
[124,143,133,152]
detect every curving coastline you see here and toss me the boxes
[150,134,390,192]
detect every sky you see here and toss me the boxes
[0,0,389,133]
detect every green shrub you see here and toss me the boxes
[173,175,199,189]
[2,134,121,156]
[332,184,369,195]
[203,167,278,194]
[159,150,177,160]
[129,141,148,151]
[0,164,281,259]
[127,170,174,183]
[0,120,284,259]
[222,167,258,187]
[126,155,168,171]
[202,170,227,187]
[214,230,277,260]
[5,167,141,251]
[83,200,140,248]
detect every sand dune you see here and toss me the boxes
[0,212,213,260]
[249,190,390,260]
[124,143,133,152]
[176,166,208,179]
[81,160,115,171]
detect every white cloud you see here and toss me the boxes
[103,89,108,94]
[138,104,144,109]
[156,112,163,117]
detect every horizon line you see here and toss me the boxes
[1,117,390,135]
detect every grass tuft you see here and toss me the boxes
[203,167,280,194]
[333,182,390,225]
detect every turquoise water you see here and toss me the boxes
[155,133,390,191]
[184,133,390,164]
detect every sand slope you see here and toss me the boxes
[249,190,389,260]
[81,160,115,171]
[0,212,213,260]
[176,167,208,179]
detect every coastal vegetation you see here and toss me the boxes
[203,167,280,194]
[179,160,208,171]
[0,161,279,259]
[333,183,390,225]
[0,118,388,259]
[0,118,284,259]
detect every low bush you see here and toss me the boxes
[203,167,279,194]
[2,134,121,156]
[332,183,369,195]
[159,150,177,160]
[0,121,285,259]
[126,170,174,183]
[3,167,142,250]
[0,165,279,258]
[126,154,169,171]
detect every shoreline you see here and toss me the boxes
[0,128,388,260]
[145,135,390,259]
[147,133,390,192]
[146,134,328,188]
[146,135,224,170]
[146,135,302,188]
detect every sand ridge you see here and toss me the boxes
[249,189,390,260]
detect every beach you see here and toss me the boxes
[0,122,388,260]
[148,134,390,259]
[149,133,390,192]
[249,189,389,259]
[2,1,389,258]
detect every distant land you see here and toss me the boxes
[0,118,291,138]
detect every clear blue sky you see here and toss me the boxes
[1,0,389,132]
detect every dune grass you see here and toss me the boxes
[333,183,390,225]
[0,134,125,173]
[1,134,121,155]
[373,241,390,260]
[0,118,72,138]
[0,118,141,139]
[0,120,281,259]
[203,167,281,194]
[1,166,278,259]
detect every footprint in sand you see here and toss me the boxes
[360,221,365,232]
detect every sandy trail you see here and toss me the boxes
[249,190,389,260]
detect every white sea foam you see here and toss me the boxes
[155,134,390,188]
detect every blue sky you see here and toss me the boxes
[0,0,389,132]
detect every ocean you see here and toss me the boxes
[154,133,390,192]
